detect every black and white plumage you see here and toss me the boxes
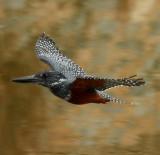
[12,33,145,105]
[35,33,86,81]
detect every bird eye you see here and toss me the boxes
[42,73,47,79]
[39,73,47,79]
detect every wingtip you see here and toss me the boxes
[38,32,56,45]
[40,32,46,37]
[40,32,51,39]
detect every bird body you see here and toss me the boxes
[13,33,145,105]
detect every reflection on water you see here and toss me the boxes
[0,0,160,155]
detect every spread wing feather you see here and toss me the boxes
[35,33,86,81]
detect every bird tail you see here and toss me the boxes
[102,75,145,90]
[73,75,145,91]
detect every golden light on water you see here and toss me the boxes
[0,0,160,154]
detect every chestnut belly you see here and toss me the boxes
[68,89,109,104]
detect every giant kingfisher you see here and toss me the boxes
[12,33,145,105]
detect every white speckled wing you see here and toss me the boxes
[35,33,86,81]
[96,90,126,104]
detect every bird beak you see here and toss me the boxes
[12,74,40,83]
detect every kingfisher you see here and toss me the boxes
[12,33,145,105]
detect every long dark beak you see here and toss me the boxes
[12,75,40,83]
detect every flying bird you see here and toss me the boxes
[12,33,145,105]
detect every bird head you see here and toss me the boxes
[12,71,66,88]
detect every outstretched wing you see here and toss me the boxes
[35,33,86,81]
[71,75,145,91]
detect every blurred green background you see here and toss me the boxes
[0,0,160,155]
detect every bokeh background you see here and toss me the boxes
[0,0,160,155]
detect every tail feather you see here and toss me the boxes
[102,75,145,90]
[72,75,145,91]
